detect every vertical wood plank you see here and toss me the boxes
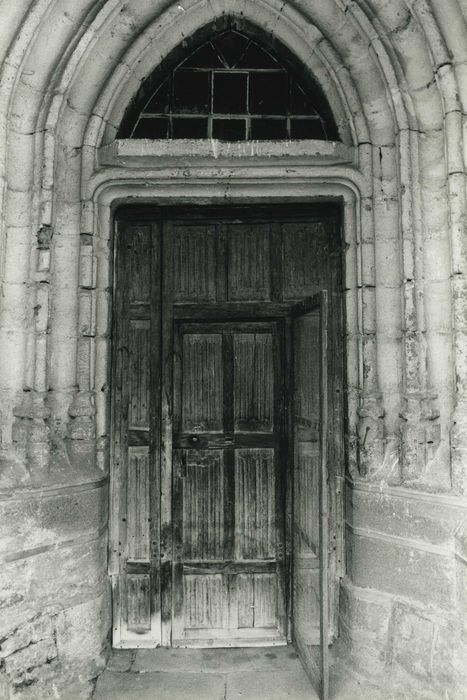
[150,221,162,637]
[172,449,185,642]
[319,290,330,700]
[223,332,235,562]
[273,322,287,637]
[110,220,131,643]
[161,221,175,646]
[270,222,283,303]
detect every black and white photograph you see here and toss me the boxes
[0,1,466,698]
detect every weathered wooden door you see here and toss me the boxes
[171,320,287,646]
[110,221,162,647]
[111,205,343,651]
[291,293,330,699]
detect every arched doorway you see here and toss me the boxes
[109,22,345,698]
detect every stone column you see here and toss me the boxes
[67,232,98,474]
[12,225,52,484]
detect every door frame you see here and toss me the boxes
[109,195,349,649]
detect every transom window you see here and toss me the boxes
[119,30,338,141]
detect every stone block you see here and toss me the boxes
[55,592,111,680]
[346,484,466,546]
[431,620,467,695]
[0,481,108,555]
[94,670,225,700]
[390,604,434,681]
[105,649,134,673]
[4,638,57,682]
[339,580,391,639]
[227,668,311,700]
[0,534,108,635]
[346,527,456,609]
[0,614,54,659]
[10,677,95,700]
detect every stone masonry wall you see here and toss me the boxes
[0,1,466,698]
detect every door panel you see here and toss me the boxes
[225,223,272,301]
[111,222,161,647]
[172,321,286,646]
[235,449,275,559]
[233,334,274,432]
[181,334,224,432]
[291,292,329,700]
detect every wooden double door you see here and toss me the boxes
[111,205,343,659]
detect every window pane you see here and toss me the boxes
[290,118,327,139]
[251,118,288,140]
[182,42,223,68]
[173,70,210,113]
[144,79,170,114]
[133,117,169,138]
[212,119,246,141]
[172,117,208,138]
[214,32,249,68]
[290,79,317,115]
[237,42,278,69]
[249,72,288,115]
[213,73,248,114]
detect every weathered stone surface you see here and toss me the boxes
[227,669,311,699]
[4,638,58,684]
[346,527,456,609]
[10,678,96,700]
[346,483,466,545]
[55,593,111,680]
[105,649,134,673]
[132,646,301,674]
[0,481,108,555]
[390,605,434,681]
[94,670,226,700]
[0,614,54,659]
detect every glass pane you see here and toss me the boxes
[251,118,287,140]
[173,70,210,113]
[144,78,170,114]
[212,118,246,141]
[172,117,208,138]
[290,79,317,115]
[237,41,278,69]
[182,42,223,68]
[214,32,249,68]
[132,117,169,138]
[290,118,327,140]
[213,73,248,114]
[249,72,288,115]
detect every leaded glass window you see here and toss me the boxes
[119,30,338,141]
